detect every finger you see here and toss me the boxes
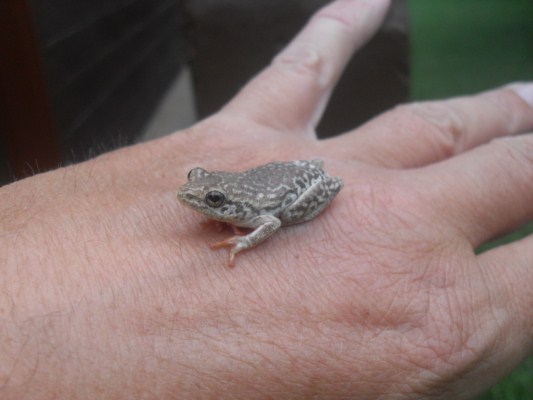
[328,83,533,167]
[475,236,533,346]
[455,237,533,388]
[223,0,391,136]
[420,133,533,247]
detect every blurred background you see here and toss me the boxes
[0,0,532,398]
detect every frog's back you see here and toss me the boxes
[222,160,333,218]
[230,159,320,190]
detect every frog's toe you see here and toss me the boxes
[210,236,238,249]
[211,236,249,267]
[228,250,237,268]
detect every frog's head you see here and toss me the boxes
[178,167,245,222]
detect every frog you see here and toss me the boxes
[177,159,344,266]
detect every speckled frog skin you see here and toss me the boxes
[178,160,344,266]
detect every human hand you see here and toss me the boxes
[2,0,533,398]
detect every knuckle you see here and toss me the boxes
[273,44,326,86]
[390,102,466,157]
[409,102,466,143]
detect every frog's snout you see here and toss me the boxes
[177,187,203,210]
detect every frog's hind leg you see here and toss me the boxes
[281,177,344,225]
[211,215,281,267]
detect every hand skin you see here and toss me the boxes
[2,1,533,399]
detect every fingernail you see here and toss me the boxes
[512,83,533,107]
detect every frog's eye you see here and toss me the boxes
[205,191,225,208]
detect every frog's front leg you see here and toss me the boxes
[211,215,282,267]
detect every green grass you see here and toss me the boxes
[409,0,533,100]
[408,1,533,398]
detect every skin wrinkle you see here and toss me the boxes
[274,44,323,82]
[0,184,48,236]
[327,245,423,331]
[192,330,290,395]
[274,51,325,93]
[481,248,533,345]
[346,172,439,239]
[8,337,39,398]
[342,84,533,171]
[422,265,466,347]
[7,314,69,397]
[400,102,467,159]
[496,135,533,173]
[470,265,512,343]
[335,183,395,239]
[327,237,465,370]
[275,330,369,397]
[370,105,458,165]
[411,278,495,396]
[430,178,490,243]
[170,278,370,396]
